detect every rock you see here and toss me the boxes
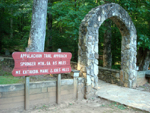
[98,16,101,21]
[115,73,120,79]
[91,77,94,81]
[91,81,95,87]
[94,59,98,65]
[94,53,99,59]
[94,24,98,28]
[87,75,91,85]
[94,64,98,75]
[88,35,93,42]
[94,44,98,53]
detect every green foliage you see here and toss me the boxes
[98,19,121,67]
[48,0,99,61]
[0,0,150,64]
[0,0,32,53]
[138,34,150,50]
[112,65,121,70]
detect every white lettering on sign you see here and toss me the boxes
[50,69,53,73]
[53,54,67,58]
[58,61,66,65]
[59,68,61,72]
[16,71,20,74]
[53,61,57,65]
[46,61,51,65]
[44,54,52,58]
[20,54,42,59]
[38,62,45,65]
[20,62,36,66]
[40,69,48,73]
[62,68,69,72]
[54,68,59,72]
[23,70,39,74]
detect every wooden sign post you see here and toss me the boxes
[12,50,72,110]
[57,49,61,104]
[25,76,29,110]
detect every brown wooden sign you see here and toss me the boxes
[12,52,72,77]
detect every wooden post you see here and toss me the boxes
[57,49,61,104]
[25,76,30,110]
[71,70,80,100]
[74,77,78,99]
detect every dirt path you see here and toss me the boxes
[0,59,149,113]
[4,97,146,113]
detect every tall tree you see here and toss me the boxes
[137,48,150,71]
[26,0,48,52]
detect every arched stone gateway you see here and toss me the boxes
[77,3,137,88]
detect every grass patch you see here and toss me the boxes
[110,102,127,110]
[0,75,24,84]
[0,68,24,84]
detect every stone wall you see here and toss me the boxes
[0,57,14,68]
[0,78,84,111]
[98,66,148,87]
[71,61,78,70]
[98,67,123,86]
[137,71,148,87]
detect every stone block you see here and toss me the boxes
[94,64,98,75]
[83,73,87,78]
[87,59,93,65]
[94,59,98,65]
[9,85,16,91]
[94,53,99,59]
[90,69,95,77]
[42,87,48,93]
[91,81,95,87]
[86,67,90,75]
[87,75,91,85]
[91,77,94,81]
[120,70,124,82]
[88,35,93,42]
[81,45,87,51]
[124,72,129,81]
[94,24,98,28]
[115,73,120,79]
[94,44,98,53]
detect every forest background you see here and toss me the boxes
[0,0,150,70]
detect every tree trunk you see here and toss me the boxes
[10,9,13,39]
[103,20,112,68]
[26,0,48,52]
[137,47,150,71]
[46,0,53,51]
[142,51,150,70]
[96,0,98,3]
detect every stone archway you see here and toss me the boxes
[77,3,137,88]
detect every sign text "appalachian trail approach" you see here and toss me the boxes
[12,52,72,77]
